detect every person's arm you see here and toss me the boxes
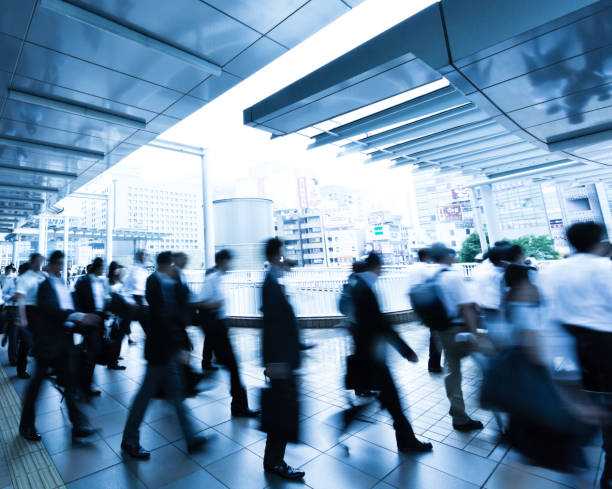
[190,276,222,309]
[459,303,479,334]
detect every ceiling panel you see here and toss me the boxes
[0,33,22,72]
[0,146,92,173]
[162,95,207,120]
[0,0,35,39]
[16,43,184,113]
[224,36,287,79]
[73,0,261,66]
[204,0,308,35]
[27,7,205,93]
[188,72,242,102]
[527,103,612,143]
[267,0,349,49]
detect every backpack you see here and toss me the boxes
[408,269,452,331]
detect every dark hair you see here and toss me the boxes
[265,238,283,262]
[430,242,455,263]
[108,261,123,283]
[18,262,30,275]
[566,221,605,253]
[156,251,173,266]
[352,260,366,273]
[91,257,104,270]
[29,253,43,264]
[48,250,64,264]
[505,244,524,263]
[215,249,232,265]
[504,264,530,289]
[417,248,431,262]
[494,240,511,247]
[364,252,383,270]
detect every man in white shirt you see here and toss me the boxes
[123,250,149,306]
[14,254,46,379]
[410,248,442,373]
[1,264,18,364]
[430,243,483,432]
[471,246,508,330]
[540,222,612,489]
[192,249,258,418]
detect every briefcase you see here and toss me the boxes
[260,383,300,443]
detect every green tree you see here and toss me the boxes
[508,235,559,260]
[458,232,483,263]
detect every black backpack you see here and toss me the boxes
[408,269,452,331]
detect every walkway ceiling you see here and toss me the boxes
[0,0,364,230]
[244,0,612,187]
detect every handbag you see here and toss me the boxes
[260,380,300,443]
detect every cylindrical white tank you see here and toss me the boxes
[213,198,274,270]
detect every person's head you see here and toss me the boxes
[566,221,605,254]
[29,253,43,272]
[494,240,511,247]
[156,251,173,273]
[352,260,366,274]
[5,264,14,274]
[505,244,525,264]
[265,238,284,266]
[91,257,104,276]
[363,252,383,276]
[215,249,233,273]
[18,262,30,275]
[47,251,64,277]
[430,243,456,265]
[108,261,123,282]
[417,248,432,264]
[172,252,188,270]
[134,250,146,264]
[504,264,531,289]
[488,245,507,267]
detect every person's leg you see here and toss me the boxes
[20,358,49,432]
[428,331,442,372]
[165,357,198,443]
[7,308,18,365]
[16,327,33,377]
[80,324,104,393]
[437,328,470,425]
[60,351,89,429]
[214,326,249,412]
[264,434,287,467]
[122,364,161,447]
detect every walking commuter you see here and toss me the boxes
[106,261,130,370]
[411,248,442,373]
[74,257,106,397]
[540,222,612,489]
[472,245,508,331]
[14,254,46,379]
[199,265,218,371]
[123,250,149,307]
[192,250,258,417]
[121,252,206,460]
[429,243,483,432]
[351,252,432,452]
[2,264,19,366]
[19,251,100,442]
[260,238,305,480]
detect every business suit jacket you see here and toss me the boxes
[74,275,103,315]
[351,275,414,368]
[35,278,75,360]
[144,273,184,365]
[261,270,300,371]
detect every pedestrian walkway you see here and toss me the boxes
[0,324,605,488]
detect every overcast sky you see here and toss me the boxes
[79,0,439,218]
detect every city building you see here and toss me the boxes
[366,211,410,265]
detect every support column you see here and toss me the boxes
[470,187,489,252]
[11,238,18,265]
[38,215,48,257]
[106,189,114,264]
[63,216,69,279]
[479,183,502,245]
[595,182,612,239]
[201,152,214,269]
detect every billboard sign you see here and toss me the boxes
[437,205,463,222]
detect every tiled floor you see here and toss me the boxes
[0,323,605,489]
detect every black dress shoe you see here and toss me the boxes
[264,462,305,480]
[20,428,42,442]
[187,435,207,453]
[299,342,316,351]
[72,426,99,439]
[428,365,443,374]
[86,389,102,397]
[453,419,484,432]
[601,471,611,489]
[107,364,127,370]
[231,408,260,418]
[17,371,31,379]
[398,439,433,453]
[121,442,151,460]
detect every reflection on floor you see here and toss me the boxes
[0,323,605,489]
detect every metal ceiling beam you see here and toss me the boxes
[308,87,467,149]
[432,142,535,168]
[8,89,147,130]
[0,136,105,161]
[339,104,483,156]
[460,153,571,176]
[0,162,78,179]
[40,0,221,76]
[0,182,58,193]
[469,162,585,186]
[0,196,45,204]
[486,159,575,179]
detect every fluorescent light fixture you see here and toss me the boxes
[40,0,221,76]
[8,89,147,130]
[0,162,77,179]
[0,136,104,161]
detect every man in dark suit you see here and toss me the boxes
[351,252,432,453]
[19,251,100,442]
[73,257,106,397]
[260,238,305,480]
[121,252,205,460]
